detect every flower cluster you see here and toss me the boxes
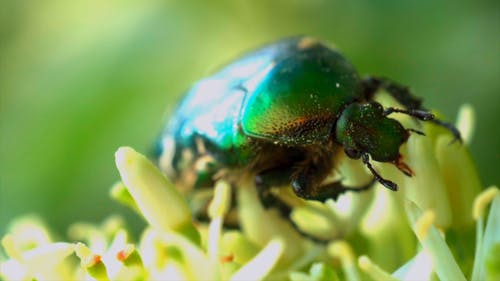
[1,104,498,281]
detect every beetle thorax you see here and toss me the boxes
[335,102,409,162]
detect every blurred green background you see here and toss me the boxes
[1,0,499,235]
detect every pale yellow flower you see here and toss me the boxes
[1,105,498,281]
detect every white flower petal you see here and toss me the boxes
[230,239,284,281]
[393,250,433,281]
[455,103,475,145]
[115,147,192,233]
[406,200,466,281]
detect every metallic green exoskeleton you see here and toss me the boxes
[156,36,460,207]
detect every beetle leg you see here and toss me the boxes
[361,153,398,191]
[429,119,463,144]
[362,76,462,143]
[291,157,376,202]
[295,177,376,203]
[383,107,434,121]
[255,168,295,216]
[254,169,336,244]
[192,184,240,229]
[407,128,425,136]
[362,76,423,108]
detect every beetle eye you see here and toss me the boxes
[345,147,361,159]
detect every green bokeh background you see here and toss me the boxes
[1,0,499,235]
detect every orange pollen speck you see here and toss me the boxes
[116,250,128,261]
[220,254,234,263]
[91,254,102,265]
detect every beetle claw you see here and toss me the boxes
[379,178,398,191]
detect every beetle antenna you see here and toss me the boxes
[383,107,434,121]
[361,154,398,191]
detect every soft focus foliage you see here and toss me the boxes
[1,0,499,235]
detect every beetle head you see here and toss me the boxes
[335,102,410,165]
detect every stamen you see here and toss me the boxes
[75,242,109,281]
[208,181,232,260]
[328,241,361,281]
[473,186,499,220]
[116,244,143,267]
[406,201,467,281]
[471,186,499,281]
[415,210,435,240]
[358,255,399,281]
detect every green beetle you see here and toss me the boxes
[156,36,460,209]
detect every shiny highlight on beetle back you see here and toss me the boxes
[241,42,362,145]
